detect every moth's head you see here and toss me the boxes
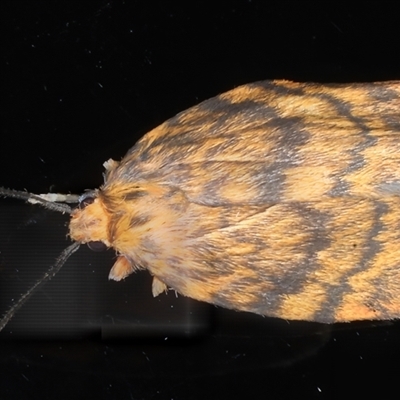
[69,190,110,251]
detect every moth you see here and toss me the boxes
[1,80,399,330]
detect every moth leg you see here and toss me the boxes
[108,255,135,281]
[152,276,168,297]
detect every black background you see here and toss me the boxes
[1,1,399,399]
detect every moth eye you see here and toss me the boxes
[79,193,96,209]
[87,241,107,252]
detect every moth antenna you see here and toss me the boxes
[0,241,81,332]
[0,187,78,214]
